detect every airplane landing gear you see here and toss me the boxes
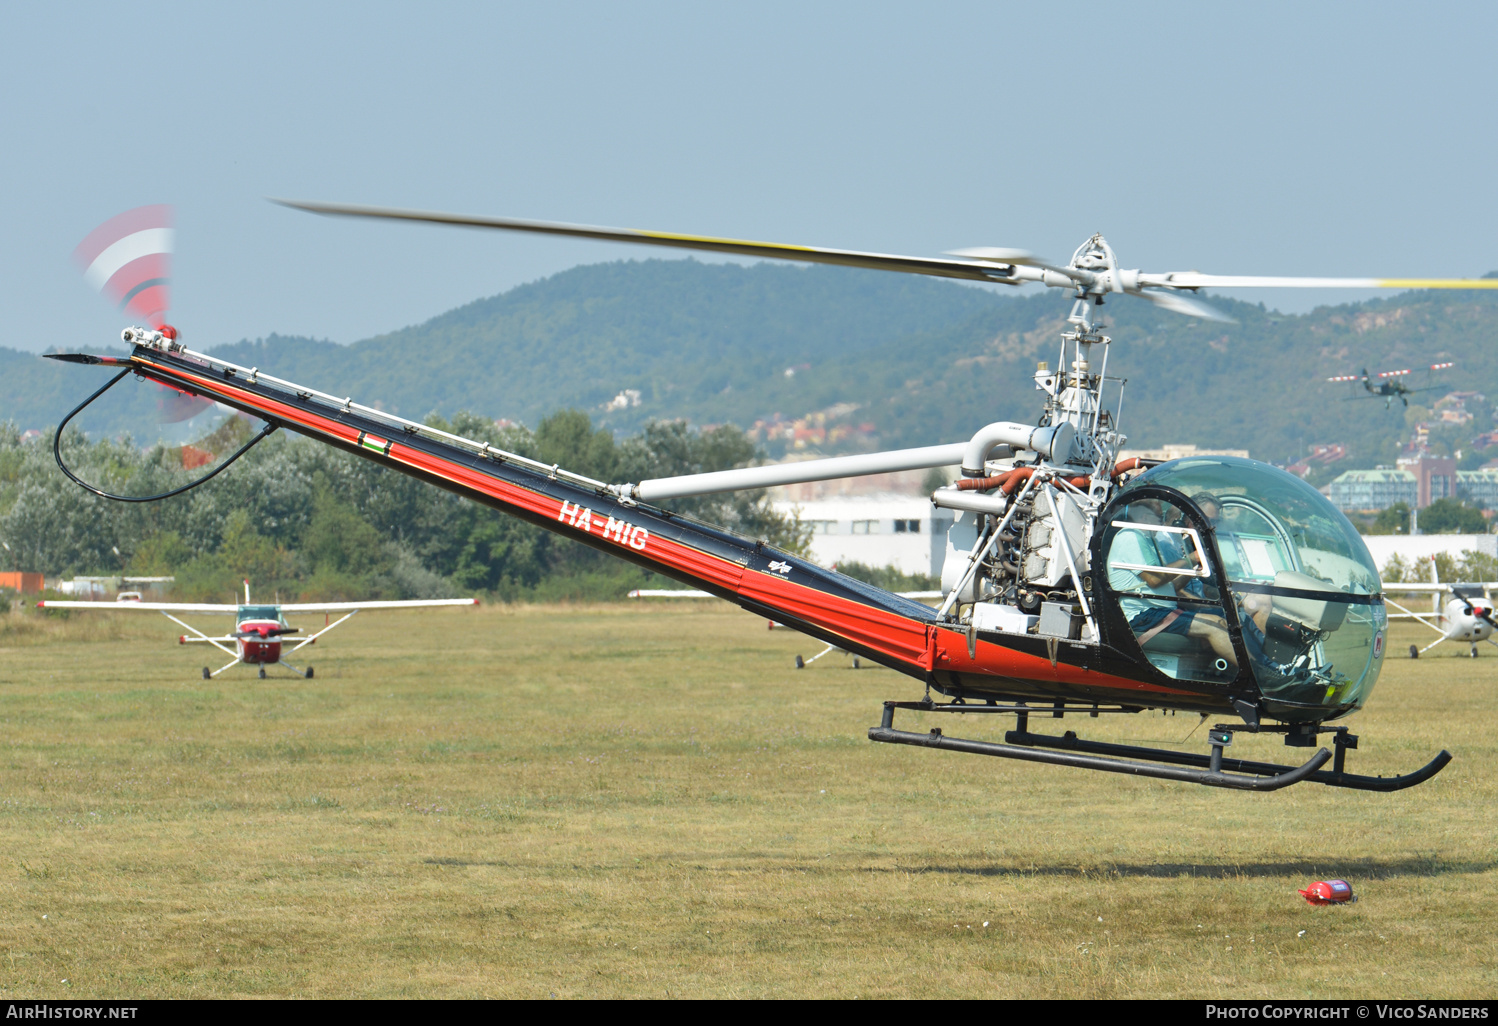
[305,666,314,679]
[202,667,210,679]
[1410,645,1420,659]
[796,643,857,669]
[258,666,266,679]
[1471,644,1479,659]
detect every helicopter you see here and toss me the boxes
[1327,362,1456,408]
[46,202,1498,793]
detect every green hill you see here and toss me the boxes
[7,259,1497,471]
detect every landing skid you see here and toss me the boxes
[868,701,1451,792]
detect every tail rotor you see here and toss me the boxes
[73,205,174,329]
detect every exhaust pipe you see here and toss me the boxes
[961,421,1075,477]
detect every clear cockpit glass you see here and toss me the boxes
[1102,496,1237,684]
[1118,457,1387,718]
[238,604,285,625]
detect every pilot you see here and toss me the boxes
[1109,501,1239,670]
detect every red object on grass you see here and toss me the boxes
[1299,879,1356,905]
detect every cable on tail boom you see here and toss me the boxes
[50,366,279,502]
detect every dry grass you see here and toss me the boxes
[0,601,1493,998]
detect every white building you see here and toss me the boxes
[774,495,953,577]
[1361,534,1497,575]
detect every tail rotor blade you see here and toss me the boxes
[73,205,174,327]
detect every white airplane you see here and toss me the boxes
[38,580,479,678]
[1382,558,1497,659]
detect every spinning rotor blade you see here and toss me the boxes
[274,200,1036,284]
[155,382,216,423]
[278,201,1498,329]
[942,246,1048,267]
[232,627,300,639]
[1135,288,1234,323]
[73,205,174,327]
[1139,273,1498,291]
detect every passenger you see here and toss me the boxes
[1187,491,1271,635]
[1108,501,1239,670]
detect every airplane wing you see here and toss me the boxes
[1381,582,1498,593]
[36,600,239,613]
[276,598,480,613]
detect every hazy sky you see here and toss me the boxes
[5,2,1496,354]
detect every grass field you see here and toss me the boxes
[0,601,1493,999]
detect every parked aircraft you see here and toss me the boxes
[39,580,479,678]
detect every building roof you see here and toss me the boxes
[1330,468,1416,484]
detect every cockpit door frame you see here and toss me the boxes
[1089,483,1260,700]
[1106,522,1213,579]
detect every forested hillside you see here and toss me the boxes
[6,259,1498,471]
[0,414,805,597]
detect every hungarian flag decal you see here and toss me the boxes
[357,432,392,456]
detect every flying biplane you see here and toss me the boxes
[45,201,1498,791]
[1327,362,1455,408]
[1381,557,1498,659]
[39,580,478,679]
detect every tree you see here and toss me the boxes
[1370,502,1412,535]
[536,409,619,481]
[617,420,810,556]
[1418,498,1488,535]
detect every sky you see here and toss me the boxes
[4,1,1497,354]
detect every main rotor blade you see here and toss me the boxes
[274,200,1028,284]
[1134,288,1235,323]
[1141,273,1498,290]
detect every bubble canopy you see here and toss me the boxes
[1114,456,1386,720]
